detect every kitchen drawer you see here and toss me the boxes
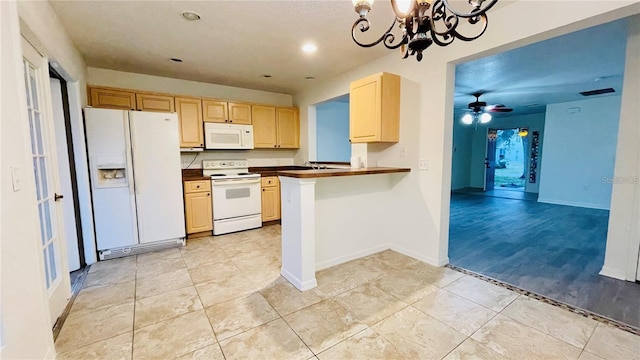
[184,180,211,193]
[261,176,279,187]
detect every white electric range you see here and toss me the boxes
[202,159,262,235]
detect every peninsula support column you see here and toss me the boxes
[278,176,318,290]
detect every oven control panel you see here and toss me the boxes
[202,159,249,170]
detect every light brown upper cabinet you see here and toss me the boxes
[349,72,400,143]
[276,107,300,148]
[228,102,252,124]
[202,99,228,123]
[252,105,299,149]
[89,87,136,110]
[203,99,252,124]
[136,93,175,113]
[252,105,277,148]
[175,97,204,148]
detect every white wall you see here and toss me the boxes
[1,1,56,358]
[87,67,300,168]
[467,113,546,193]
[293,1,639,268]
[602,15,640,280]
[315,175,398,269]
[450,120,473,190]
[538,96,621,209]
[316,102,351,162]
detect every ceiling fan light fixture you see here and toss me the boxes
[461,114,473,125]
[480,112,492,123]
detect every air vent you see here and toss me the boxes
[580,88,615,96]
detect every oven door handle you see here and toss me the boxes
[212,178,261,186]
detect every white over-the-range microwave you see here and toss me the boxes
[204,123,254,150]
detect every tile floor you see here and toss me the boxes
[55,225,640,359]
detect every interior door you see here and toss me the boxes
[484,129,497,191]
[22,38,71,326]
[50,77,81,271]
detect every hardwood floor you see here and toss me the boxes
[448,193,640,329]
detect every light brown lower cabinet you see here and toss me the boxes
[184,180,212,234]
[261,176,280,222]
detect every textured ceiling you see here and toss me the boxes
[454,18,629,118]
[49,0,402,94]
[49,1,629,111]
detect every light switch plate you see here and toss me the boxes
[11,166,22,191]
[400,146,407,157]
[418,159,429,170]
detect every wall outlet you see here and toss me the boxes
[418,159,429,170]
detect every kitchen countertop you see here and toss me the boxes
[277,167,411,179]
[182,169,209,181]
[249,166,314,177]
[183,165,410,179]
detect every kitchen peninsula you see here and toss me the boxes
[277,167,410,291]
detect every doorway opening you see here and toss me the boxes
[448,18,638,328]
[493,128,526,191]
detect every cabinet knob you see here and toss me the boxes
[262,189,265,191]
[207,193,210,196]
[229,120,233,123]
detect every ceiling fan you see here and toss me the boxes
[461,92,513,125]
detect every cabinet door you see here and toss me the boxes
[176,97,203,148]
[89,87,136,110]
[228,102,252,124]
[203,100,228,123]
[261,186,280,222]
[136,93,175,112]
[252,105,278,148]
[185,192,213,233]
[276,107,300,148]
[350,77,380,142]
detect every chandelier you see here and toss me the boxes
[352,0,499,61]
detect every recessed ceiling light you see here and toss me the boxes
[170,58,183,63]
[261,74,272,78]
[302,43,317,53]
[181,11,201,21]
[305,76,315,80]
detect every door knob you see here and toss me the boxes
[54,193,64,201]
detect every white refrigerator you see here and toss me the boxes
[84,108,185,258]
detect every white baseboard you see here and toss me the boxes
[280,267,317,291]
[390,244,449,267]
[599,265,626,280]
[537,197,610,210]
[315,244,390,271]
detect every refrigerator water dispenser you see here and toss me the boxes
[92,156,128,188]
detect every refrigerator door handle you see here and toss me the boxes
[124,115,137,196]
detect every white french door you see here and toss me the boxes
[22,38,71,327]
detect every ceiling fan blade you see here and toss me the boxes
[488,108,513,113]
